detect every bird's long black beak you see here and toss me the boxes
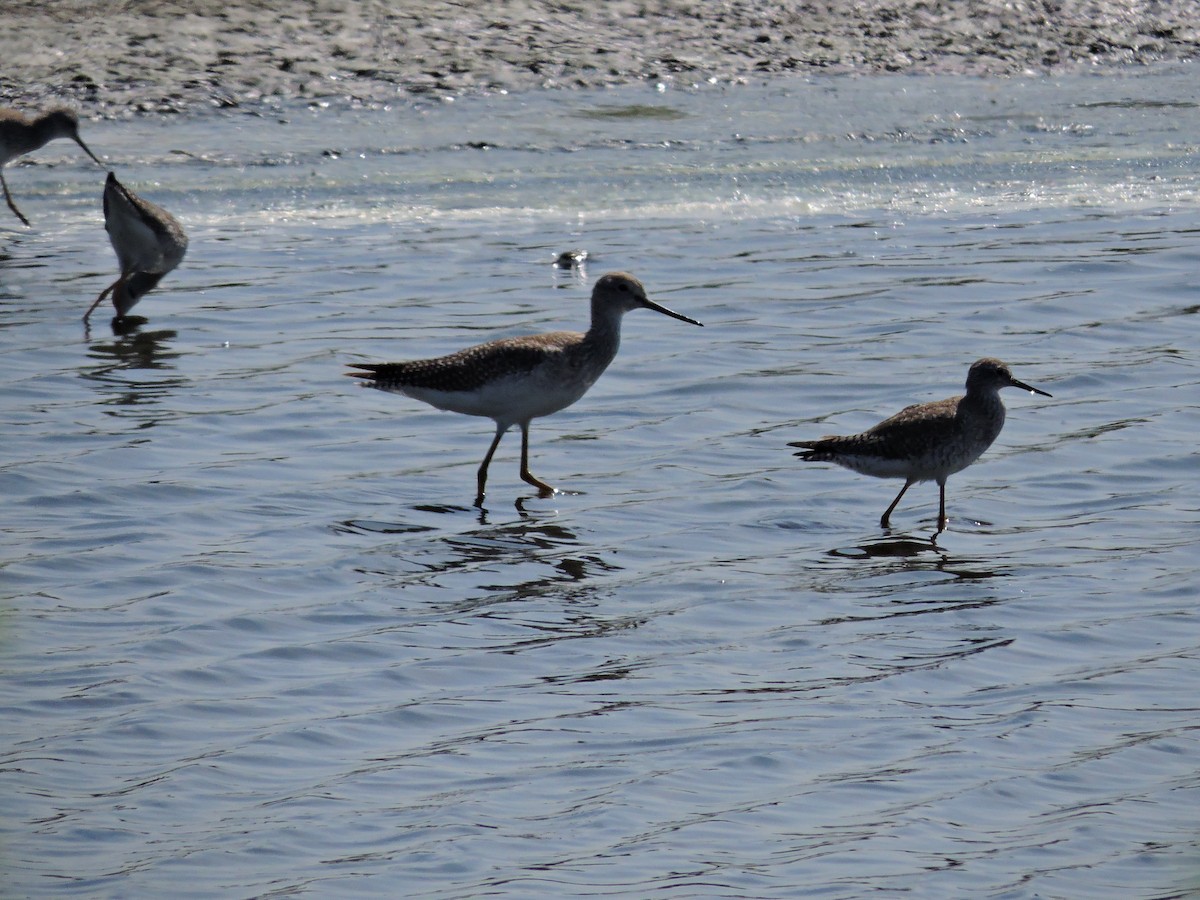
[74,135,103,167]
[643,297,703,327]
[1012,377,1052,398]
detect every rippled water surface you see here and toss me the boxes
[3,69,1200,897]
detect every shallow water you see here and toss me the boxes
[3,68,1199,897]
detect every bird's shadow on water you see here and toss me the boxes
[336,498,646,662]
[336,494,622,606]
[82,326,179,371]
[81,309,153,341]
[338,491,579,534]
[77,327,185,421]
[822,524,1009,581]
[827,534,945,561]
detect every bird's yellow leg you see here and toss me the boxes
[518,422,555,497]
[83,276,122,323]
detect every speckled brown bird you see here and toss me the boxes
[348,272,703,506]
[0,107,103,226]
[790,358,1051,533]
[84,172,188,324]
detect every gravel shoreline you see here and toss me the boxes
[2,1,1199,116]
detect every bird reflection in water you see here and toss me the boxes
[80,329,185,422]
[342,501,622,611]
[828,536,949,560]
[823,533,1006,589]
[85,328,179,371]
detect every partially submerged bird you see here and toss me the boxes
[84,172,188,325]
[0,107,103,226]
[790,358,1051,533]
[554,249,588,269]
[348,272,703,506]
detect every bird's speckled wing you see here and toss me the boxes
[795,396,962,461]
[347,331,581,394]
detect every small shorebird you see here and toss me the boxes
[0,107,103,226]
[790,358,1051,533]
[347,271,703,506]
[84,172,188,324]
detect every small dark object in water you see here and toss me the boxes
[554,249,588,269]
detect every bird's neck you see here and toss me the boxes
[580,308,624,371]
[960,389,1006,437]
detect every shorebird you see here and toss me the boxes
[554,249,588,269]
[0,107,103,226]
[789,358,1051,533]
[84,172,188,324]
[347,271,703,506]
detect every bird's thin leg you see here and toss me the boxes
[475,423,508,507]
[1,171,31,227]
[518,422,555,497]
[83,277,120,324]
[935,479,948,534]
[880,479,914,528]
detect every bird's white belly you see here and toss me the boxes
[402,371,592,425]
[844,440,988,481]
[109,214,168,273]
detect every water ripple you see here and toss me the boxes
[4,73,1200,898]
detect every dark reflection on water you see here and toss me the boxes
[83,328,179,371]
[825,536,1007,581]
[76,329,185,427]
[337,519,440,535]
[343,503,622,607]
[828,536,945,560]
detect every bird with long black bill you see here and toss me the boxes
[790,358,1052,533]
[0,107,103,227]
[348,272,703,506]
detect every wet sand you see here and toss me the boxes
[2,1,1199,115]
